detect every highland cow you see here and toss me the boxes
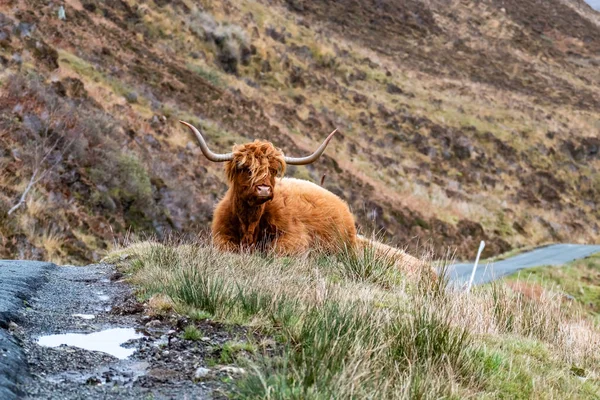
[180,121,428,276]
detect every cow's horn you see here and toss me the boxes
[179,121,234,162]
[284,129,338,165]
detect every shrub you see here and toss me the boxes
[187,11,251,74]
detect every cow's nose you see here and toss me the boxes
[256,185,272,197]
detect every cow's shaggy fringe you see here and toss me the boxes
[106,237,600,398]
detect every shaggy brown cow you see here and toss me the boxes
[180,121,427,275]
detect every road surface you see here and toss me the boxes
[447,243,600,287]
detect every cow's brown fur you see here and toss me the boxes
[213,140,356,254]
[211,139,432,278]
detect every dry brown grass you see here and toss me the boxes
[106,237,600,398]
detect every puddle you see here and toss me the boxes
[72,314,95,320]
[38,328,142,359]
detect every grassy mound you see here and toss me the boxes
[107,240,600,399]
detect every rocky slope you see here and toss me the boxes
[1,0,599,263]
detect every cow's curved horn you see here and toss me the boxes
[284,129,338,165]
[179,121,233,162]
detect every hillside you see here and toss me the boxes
[1,0,600,263]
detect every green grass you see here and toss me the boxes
[58,50,144,104]
[185,62,224,87]
[219,341,257,364]
[108,240,600,399]
[182,324,203,341]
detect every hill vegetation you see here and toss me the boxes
[1,0,600,263]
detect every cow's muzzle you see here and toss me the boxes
[256,185,272,198]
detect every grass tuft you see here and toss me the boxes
[183,324,203,341]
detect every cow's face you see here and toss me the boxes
[226,140,285,206]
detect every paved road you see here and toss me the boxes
[447,244,600,287]
[0,260,56,400]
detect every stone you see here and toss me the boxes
[194,367,210,379]
[145,319,162,328]
[219,366,246,375]
[452,136,473,160]
[386,83,404,94]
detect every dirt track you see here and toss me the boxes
[5,263,248,399]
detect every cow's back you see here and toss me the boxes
[271,178,357,250]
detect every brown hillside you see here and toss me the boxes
[1,0,599,263]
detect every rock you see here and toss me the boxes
[457,220,485,238]
[63,77,88,99]
[11,52,22,65]
[25,37,59,70]
[452,136,473,160]
[261,60,271,73]
[352,93,368,104]
[145,319,162,328]
[288,66,305,88]
[15,22,35,38]
[0,30,11,48]
[265,26,286,43]
[51,81,67,97]
[286,0,305,12]
[219,366,246,375]
[125,91,138,104]
[386,83,404,95]
[538,184,561,202]
[194,367,210,379]
[349,69,367,81]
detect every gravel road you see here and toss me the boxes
[1,262,249,399]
